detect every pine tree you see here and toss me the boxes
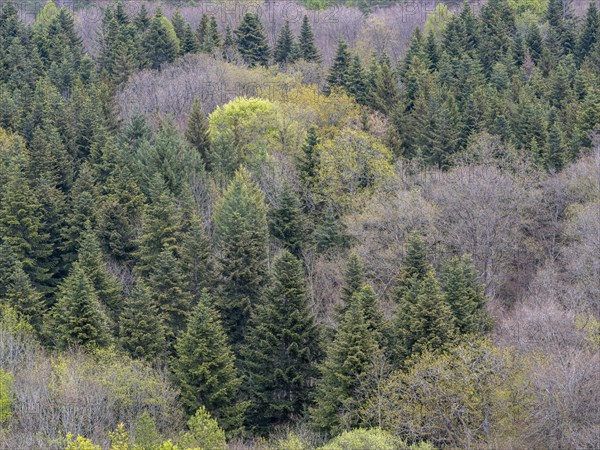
[394,270,456,363]
[325,39,351,95]
[4,263,45,332]
[395,232,430,300]
[235,13,270,67]
[50,262,111,350]
[119,282,165,360]
[185,97,211,165]
[274,21,296,65]
[173,291,246,432]
[311,298,380,435]
[298,15,320,62]
[269,181,305,257]
[213,168,269,348]
[577,2,599,63]
[440,255,489,335]
[76,226,122,319]
[337,252,364,320]
[242,251,321,432]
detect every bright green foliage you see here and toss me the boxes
[311,299,381,435]
[243,251,321,432]
[119,282,165,360]
[235,13,270,67]
[64,434,101,450]
[319,428,433,450]
[35,0,59,31]
[50,263,111,350]
[337,252,365,320]
[173,291,245,432]
[269,181,306,257]
[212,168,269,347]
[185,98,211,165]
[134,411,161,449]
[76,227,122,318]
[425,3,453,37]
[3,263,45,332]
[299,15,320,62]
[179,406,227,450]
[108,423,130,450]
[394,270,456,363]
[441,255,490,334]
[274,21,298,65]
[0,368,13,425]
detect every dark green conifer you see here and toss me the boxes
[185,98,211,165]
[337,252,364,319]
[4,263,45,332]
[298,15,320,62]
[274,21,296,65]
[235,13,270,67]
[269,181,305,257]
[325,38,351,95]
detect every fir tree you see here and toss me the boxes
[352,284,384,345]
[337,252,364,320]
[311,298,380,435]
[242,251,321,432]
[50,262,111,350]
[297,127,319,196]
[372,53,400,115]
[185,97,211,165]
[203,17,221,53]
[346,55,368,105]
[4,263,45,332]
[395,232,430,300]
[269,181,305,257]
[298,15,320,62]
[274,21,296,65]
[119,282,164,360]
[182,23,199,54]
[577,2,599,63]
[314,204,347,254]
[196,14,209,51]
[325,39,351,95]
[171,10,186,45]
[213,168,269,348]
[143,10,178,70]
[440,255,489,335]
[180,213,213,298]
[222,25,236,62]
[235,13,270,67]
[134,5,150,33]
[173,291,246,432]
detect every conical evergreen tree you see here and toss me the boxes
[297,127,319,197]
[372,53,400,115]
[50,262,111,350]
[314,204,347,254]
[352,284,384,345]
[298,15,320,62]
[242,251,321,432]
[180,213,213,298]
[337,252,364,320]
[222,25,236,62]
[196,14,208,51]
[4,263,45,332]
[173,290,246,432]
[235,13,270,67]
[134,4,150,33]
[213,168,269,348]
[325,38,351,94]
[346,55,368,105]
[440,255,489,335]
[395,232,430,300]
[274,21,296,65]
[577,2,599,63]
[143,9,178,70]
[269,181,305,257]
[185,97,211,165]
[119,282,164,360]
[311,298,380,435]
[182,23,199,54]
[203,17,221,53]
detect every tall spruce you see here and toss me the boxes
[274,21,296,65]
[185,98,211,165]
[235,13,270,67]
[298,15,320,62]
[269,181,305,257]
[325,38,351,94]
[395,232,430,300]
[242,251,321,432]
[337,252,365,320]
[119,282,165,360]
[4,263,45,333]
[173,291,246,433]
[213,168,269,348]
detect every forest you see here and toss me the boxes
[0,0,598,448]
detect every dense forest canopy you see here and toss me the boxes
[0,0,598,448]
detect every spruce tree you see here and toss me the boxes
[4,263,45,333]
[50,262,111,350]
[196,14,208,51]
[235,13,270,67]
[213,168,269,348]
[314,204,347,254]
[298,15,320,62]
[119,282,165,360]
[297,127,319,196]
[180,213,213,298]
[222,25,236,62]
[577,2,599,63]
[203,17,221,53]
[242,251,321,432]
[346,55,368,105]
[325,39,351,95]
[440,255,489,335]
[173,291,246,432]
[269,181,305,257]
[311,298,380,435]
[395,232,430,300]
[352,284,384,345]
[274,21,296,65]
[182,23,199,54]
[185,97,211,165]
[134,4,150,33]
[143,9,178,70]
[372,53,400,115]
[337,252,364,320]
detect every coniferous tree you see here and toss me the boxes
[298,127,319,197]
[143,9,178,70]
[441,255,489,335]
[337,252,364,320]
[577,2,599,63]
[213,168,269,348]
[298,15,320,62]
[269,181,305,257]
[180,213,213,298]
[134,4,150,33]
[182,23,199,54]
[222,25,236,62]
[203,17,221,53]
[50,262,111,350]
[325,39,351,95]
[119,282,164,360]
[4,263,45,332]
[395,232,430,300]
[352,284,384,344]
[196,14,209,51]
[171,10,186,46]
[346,55,368,105]
[311,298,380,435]
[274,21,296,65]
[243,251,321,432]
[235,13,270,67]
[173,290,246,432]
[185,97,211,165]
[314,204,347,254]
